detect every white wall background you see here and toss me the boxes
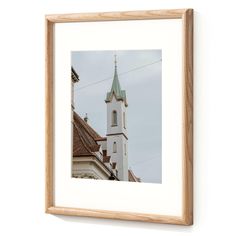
[0,0,236,235]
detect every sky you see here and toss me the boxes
[71,50,162,183]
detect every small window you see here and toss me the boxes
[113,142,117,153]
[123,112,126,128]
[112,110,117,126]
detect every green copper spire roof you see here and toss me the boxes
[105,55,128,107]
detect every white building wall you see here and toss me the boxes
[107,135,128,181]
[106,95,128,181]
[96,140,107,150]
[107,96,127,137]
[73,158,111,180]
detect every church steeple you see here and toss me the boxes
[105,55,128,107]
[111,55,122,96]
[105,54,129,181]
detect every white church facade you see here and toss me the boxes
[72,58,140,182]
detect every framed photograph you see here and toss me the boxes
[45,9,193,225]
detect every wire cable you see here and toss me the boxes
[74,58,162,92]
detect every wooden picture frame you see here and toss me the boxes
[45,9,193,225]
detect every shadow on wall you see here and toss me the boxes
[51,214,194,231]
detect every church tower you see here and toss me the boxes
[105,55,128,181]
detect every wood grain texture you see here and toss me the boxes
[47,206,187,225]
[45,19,54,211]
[182,9,194,225]
[46,9,187,23]
[45,9,193,225]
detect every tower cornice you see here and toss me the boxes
[106,132,128,140]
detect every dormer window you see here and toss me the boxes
[112,110,117,126]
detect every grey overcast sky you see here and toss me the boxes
[71,50,162,183]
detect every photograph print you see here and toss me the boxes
[71,50,162,184]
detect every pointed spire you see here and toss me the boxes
[114,54,117,69]
[114,54,118,77]
[105,54,128,107]
[111,54,122,97]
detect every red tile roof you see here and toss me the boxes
[103,156,111,163]
[73,111,103,156]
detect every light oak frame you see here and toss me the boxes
[45,9,193,225]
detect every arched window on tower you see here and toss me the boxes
[112,110,117,126]
[113,142,117,153]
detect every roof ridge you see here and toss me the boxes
[74,112,102,139]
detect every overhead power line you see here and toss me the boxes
[75,58,162,92]
[130,156,158,167]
